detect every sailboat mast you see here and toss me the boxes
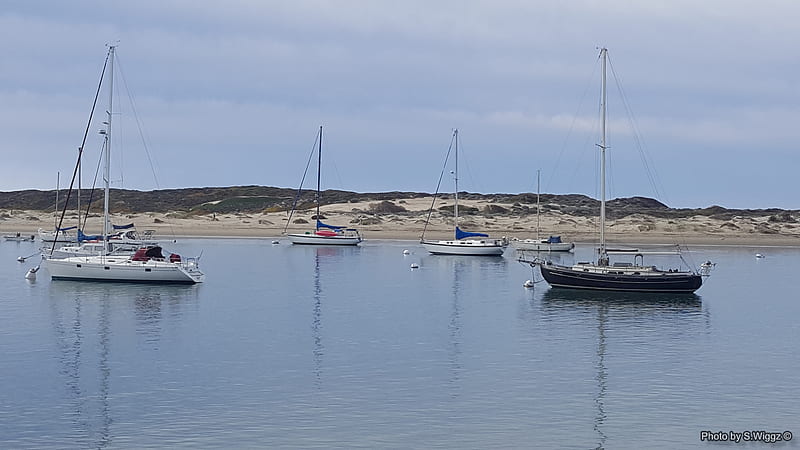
[599,47,608,257]
[54,172,59,228]
[316,125,322,229]
[102,45,115,247]
[536,169,541,241]
[77,147,81,231]
[453,129,459,230]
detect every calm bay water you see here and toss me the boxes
[1,238,797,448]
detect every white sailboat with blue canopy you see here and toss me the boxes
[421,129,508,256]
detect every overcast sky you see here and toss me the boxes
[1,1,798,209]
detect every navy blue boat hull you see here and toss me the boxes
[539,264,702,293]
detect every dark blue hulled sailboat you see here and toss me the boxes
[521,49,710,293]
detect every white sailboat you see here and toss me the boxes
[286,126,363,246]
[421,129,508,256]
[42,45,204,284]
[514,170,574,252]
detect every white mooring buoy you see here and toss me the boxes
[410,263,419,269]
[25,266,39,280]
[403,249,410,255]
[523,280,535,288]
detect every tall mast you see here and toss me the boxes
[102,45,115,248]
[453,128,459,231]
[54,172,59,228]
[316,125,322,229]
[77,147,81,230]
[536,169,541,241]
[599,47,608,259]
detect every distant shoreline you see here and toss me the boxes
[3,195,800,248]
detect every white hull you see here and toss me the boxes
[43,255,204,284]
[4,235,35,242]
[514,240,574,252]
[287,233,362,246]
[38,228,77,243]
[47,239,157,259]
[422,239,506,256]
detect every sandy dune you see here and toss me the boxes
[3,196,800,246]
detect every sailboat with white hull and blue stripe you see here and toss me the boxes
[421,129,508,256]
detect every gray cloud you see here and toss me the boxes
[0,1,798,208]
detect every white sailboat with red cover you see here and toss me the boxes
[286,126,362,246]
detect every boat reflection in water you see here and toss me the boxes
[536,288,705,449]
[46,282,197,448]
[308,245,362,388]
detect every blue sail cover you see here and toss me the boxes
[316,219,345,230]
[455,226,489,240]
[77,229,102,242]
[57,226,78,231]
[548,236,563,243]
[113,223,135,230]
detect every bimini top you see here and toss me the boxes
[77,229,102,242]
[456,226,489,240]
[316,219,345,230]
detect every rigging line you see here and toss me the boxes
[456,132,481,195]
[116,53,178,240]
[82,139,106,229]
[606,55,698,260]
[50,47,110,257]
[544,53,601,194]
[284,129,321,233]
[421,130,456,240]
[606,55,666,204]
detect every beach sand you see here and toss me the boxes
[3,196,800,246]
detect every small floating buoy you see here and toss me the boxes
[755,253,764,259]
[272,240,280,245]
[523,280,535,288]
[17,256,25,262]
[410,263,419,269]
[25,266,39,280]
[403,249,410,255]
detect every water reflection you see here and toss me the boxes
[536,289,706,449]
[540,288,702,308]
[421,255,509,397]
[449,259,465,395]
[594,304,608,450]
[309,246,361,388]
[46,282,197,448]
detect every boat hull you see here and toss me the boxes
[43,256,204,284]
[4,236,35,242]
[422,240,506,256]
[287,233,362,246]
[539,263,702,293]
[39,229,77,244]
[514,241,575,252]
